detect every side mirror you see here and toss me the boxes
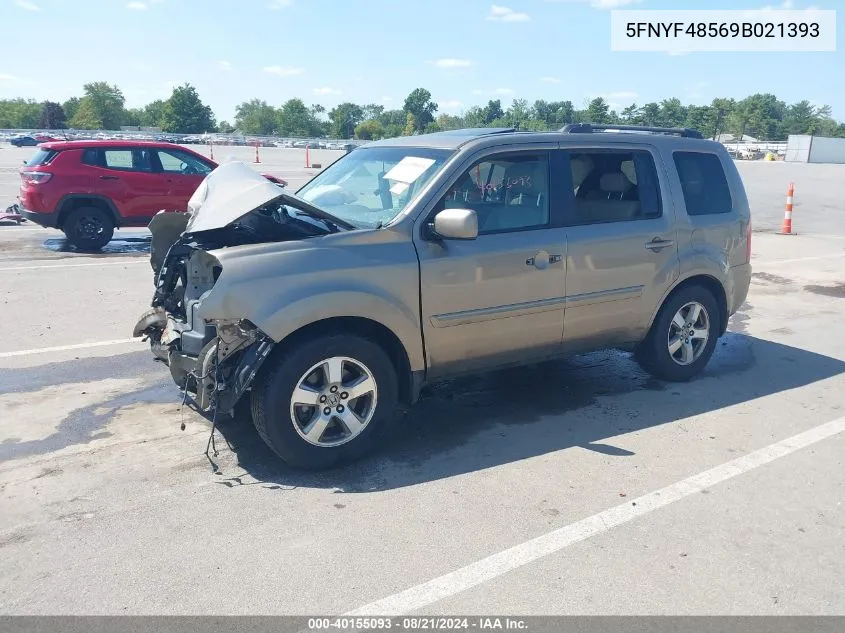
[431,208,478,240]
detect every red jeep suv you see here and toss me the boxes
[19,140,286,250]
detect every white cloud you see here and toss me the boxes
[540,76,561,83]
[14,0,42,10]
[494,88,515,95]
[263,65,305,76]
[471,89,484,95]
[381,96,393,102]
[313,87,341,95]
[0,74,19,81]
[440,99,464,111]
[268,0,292,8]
[545,0,640,8]
[218,60,233,71]
[486,5,530,22]
[434,58,473,68]
[126,2,147,9]
[606,91,638,99]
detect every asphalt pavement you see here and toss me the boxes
[0,145,843,615]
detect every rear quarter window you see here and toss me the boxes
[26,149,59,167]
[673,151,733,216]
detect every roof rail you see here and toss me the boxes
[559,123,703,139]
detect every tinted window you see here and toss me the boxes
[441,153,550,234]
[26,149,58,166]
[562,150,662,225]
[156,149,213,175]
[673,151,732,216]
[81,148,99,166]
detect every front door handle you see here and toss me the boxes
[526,251,561,270]
[645,238,674,251]
[100,175,120,180]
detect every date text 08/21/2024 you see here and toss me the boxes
[306,617,528,630]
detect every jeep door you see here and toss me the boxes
[414,146,568,378]
[83,147,170,222]
[153,148,214,211]
[559,146,680,352]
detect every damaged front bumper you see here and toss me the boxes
[133,213,275,416]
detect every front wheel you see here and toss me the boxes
[635,285,720,382]
[63,206,114,251]
[251,334,398,469]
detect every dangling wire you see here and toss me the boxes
[205,343,222,474]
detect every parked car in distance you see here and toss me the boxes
[10,135,41,147]
[18,140,287,250]
[134,124,752,469]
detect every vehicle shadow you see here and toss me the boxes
[210,330,845,492]
[42,234,151,256]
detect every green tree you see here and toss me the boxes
[218,120,235,133]
[142,100,166,128]
[403,88,437,131]
[0,99,42,128]
[38,101,67,129]
[481,99,504,125]
[403,112,417,136]
[640,102,661,125]
[234,99,279,135]
[435,113,463,131]
[62,97,81,123]
[328,102,364,138]
[684,105,714,135]
[160,83,215,133]
[585,97,611,124]
[354,119,384,140]
[81,82,125,130]
[659,98,687,127]
[363,103,385,121]
[69,98,103,129]
[709,98,735,139]
[278,98,322,137]
[122,108,144,127]
[620,103,640,123]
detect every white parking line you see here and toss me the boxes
[5,259,148,271]
[758,252,845,265]
[0,338,142,359]
[345,414,845,616]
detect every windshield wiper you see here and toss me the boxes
[279,192,356,231]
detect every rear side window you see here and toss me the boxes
[673,151,733,216]
[26,149,58,166]
[562,150,662,225]
[81,148,100,166]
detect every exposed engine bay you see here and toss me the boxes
[132,161,352,416]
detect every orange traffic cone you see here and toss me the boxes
[778,181,795,235]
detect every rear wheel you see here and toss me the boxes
[63,206,114,251]
[251,334,398,469]
[635,285,720,382]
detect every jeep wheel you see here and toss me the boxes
[63,206,114,251]
[251,334,398,469]
[635,285,719,382]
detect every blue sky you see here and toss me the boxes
[1,0,842,122]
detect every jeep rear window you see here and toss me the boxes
[673,151,733,216]
[26,149,58,167]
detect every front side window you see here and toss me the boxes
[296,146,452,229]
[563,150,662,225]
[673,151,733,216]
[440,153,550,234]
[157,149,213,176]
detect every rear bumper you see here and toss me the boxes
[728,262,752,317]
[20,206,59,228]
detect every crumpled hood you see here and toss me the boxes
[184,160,355,233]
[185,161,286,233]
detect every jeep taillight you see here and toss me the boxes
[21,171,53,184]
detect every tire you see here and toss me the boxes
[635,285,720,382]
[251,334,398,469]
[63,206,114,251]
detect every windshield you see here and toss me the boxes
[296,146,453,229]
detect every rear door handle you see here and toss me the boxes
[645,238,674,251]
[100,175,119,180]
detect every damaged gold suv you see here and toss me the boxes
[133,125,752,469]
